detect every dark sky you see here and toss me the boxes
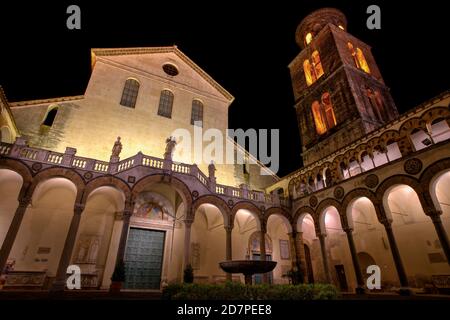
[0,1,449,177]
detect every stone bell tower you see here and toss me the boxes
[289,8,398,166]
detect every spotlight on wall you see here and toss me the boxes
[422,138,432,146]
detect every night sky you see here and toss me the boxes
[0,1,448,177]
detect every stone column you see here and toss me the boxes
[260,222,269,283]
[0,196,31,274]
[50,203,85,292]
[343,227,365,293]
[428,211,450,264]
[115,207,133,263]
[225,225,233,281]
[183,219,193,269]
[318,233,331,283]
[295,231,309,283]
[381,219,410,293]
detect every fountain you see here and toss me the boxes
[219,260,277,285]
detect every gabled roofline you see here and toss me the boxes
[9,95,85,108]
[91,45,235,103]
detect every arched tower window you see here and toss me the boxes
[311,92,337,135]
[305,32,313,45]
[120,78,140,108]
[347,42,370,74]
[157,90,174,118]
[191,99,203,126]
[303,51,324,86]
[303,60,314,86]
[321,92,337,129]
[311,51,324,79]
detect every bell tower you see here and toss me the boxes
[289,8,398,166]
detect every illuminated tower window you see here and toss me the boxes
[305,32,313,45]
[303,50,324,86]
[311,92,337,135]
[338,25,345,30]
[347,42,370,74]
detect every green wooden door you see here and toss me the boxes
[124,228,165,289]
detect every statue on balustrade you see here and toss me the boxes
[164,136,177,160]
[110,136,122,162]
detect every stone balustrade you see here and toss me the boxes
[0,140,289,208]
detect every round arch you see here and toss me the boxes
[420,158,450,211]
[341,188,377,230]
[192,195,231,226]
[263,207,293,233]
[82,175,131,206]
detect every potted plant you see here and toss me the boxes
[110,259,126,293]
[183,264,194,283]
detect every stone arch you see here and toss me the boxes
[263,207,293,233]
[420,106,450,126]
[231,201,262,222]
[420,158,450,212]
[316,198,342,234]
[399,117,428,137]
[28,167,85,204]
[294,206,316,234]
[82,175,131,206]
[0,158,32,187]
[132,174,193,216]
[192,195,231,226]
[379,130,401,147]
[341,188,377,230]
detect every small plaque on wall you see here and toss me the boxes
[279,240,290,260]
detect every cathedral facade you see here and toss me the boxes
[0,8,449,294]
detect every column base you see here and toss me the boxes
[355,286,366,294]
[398,287,414,296]
[49,280,66,293]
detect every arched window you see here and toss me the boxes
[311,51,324,79]
[366,88,387,122]
[305,32,313,45]
[347,42,370,74]
[303,51,324,86]
[303,60,314,86]
[311,93,337,135]
[120,78,140,108]
[311,101,327,135]
[42,107,58,127]
[356,48,370,73]
[157,90,174,118]
[191,99,203,126]
[321,92,337,130]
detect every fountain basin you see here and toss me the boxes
[219,260,277,285]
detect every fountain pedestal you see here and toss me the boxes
[219,260,277,285]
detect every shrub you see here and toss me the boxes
[183,264,194,283]
[162,282,339,300]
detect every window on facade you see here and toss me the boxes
[311,92,337,135]
[120,78,140,108]
[157,90,174,118]
[305,32,313,45]
[191,100,203,126]
[348,42,371,74]
[43,107,58,127]
[303,50,324,87]
[366,88,388,122]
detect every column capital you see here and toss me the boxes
[18,196,32,208]
[343,226,353,234]
[425,209,443,219]
[184,218,194,227]
[224,225,233,232]
[74,203,85,215]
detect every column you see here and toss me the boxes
[0,196,31,274]
[260,223,268,283]
[225,225,233,281]
[287,231,300,284]
[295,231,309,283]
[428,211,450,264]
[50,203,85,292]
[318,233,331,283]
[183,219,193,269]
[115,207,133,263]
[381,219,410,293]
[343,227,365,293]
